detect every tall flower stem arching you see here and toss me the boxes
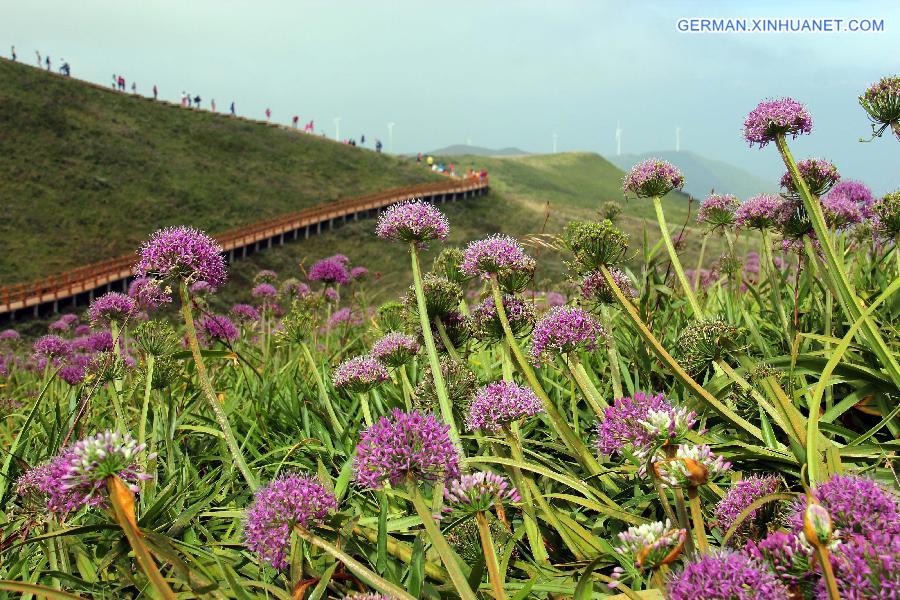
[497,427,549,564]
[599,305,624,399]
[406,481,477,600]
[474,510,507,600]
[775,133,900,390]
[410,245,459,446]
[300,341,344,437]
[488,277,606,480]
[653,195,704,317]
[686,486,709,553]
[692,232,709,290]
[435,319,462,363]
[759,229,791,338]
[138,354,154,456]
[179,282,258,491]
[358,390,374,426]
[565,356,606,418]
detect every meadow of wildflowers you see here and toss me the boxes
[0,84,898,599]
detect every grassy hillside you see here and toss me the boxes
[0,58,439,284]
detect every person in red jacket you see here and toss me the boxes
[265,108,271,122]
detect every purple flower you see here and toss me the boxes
[58,354,92,386]
[580,268,636,304]
[243,473,338,570]
[780,158,840,197]
[714,475,781,535]
[198,314,240,344]
[73,324,91,336]
[73,330,114,353]
[323,287,340,303]
[253,269,278,284]
[332,355,389,393]
[231,303,261,323]
[735,194,783,230]
[822,193,865,228]
[49,314,79,332]
[189,280,213,295]
[859,75,900,138]
[824,531,900,600]
[667,550,789,600]
[623,159,685,198]
[827,180,875,213]
[467,294,535,342]
[343,595,391,600]
[697,194,741,227]
[743,97,813,148]
[281,278,311,299]
[354,409,460,489]
[654,444,731,488]
[135,226,227,290]
[308,256,351,285]
[251,283,278,300]
[466,381,544,432]
[326,307,363,330]
[371,332,420,368]
[88,293,138,325]
[0,329,21,342]
[350,266,369,280]
[745,531,813,589]
[530,305,605,363]
[461,235,536,280]
[33,335,71,359]
[128,277,172,311]
[789,474,900,540]
[444,471,520,512]
[595,392,680,457]
[375,199,450,244]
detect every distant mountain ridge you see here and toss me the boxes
[608,150,775,200]
[427,144,531,157]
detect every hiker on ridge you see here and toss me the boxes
[153,84,158,100]
[211,99,216,112]
[230,101,236,116]
[194,95,201,108]
[10,46,15,61]
[292,115,299,128]
[265,108,272,122]
[45,56,51,71]
[35,50,41,67]
[132,82,137,94]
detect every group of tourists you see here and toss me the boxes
[13,46,70,76]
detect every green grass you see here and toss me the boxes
[0,58,439,284]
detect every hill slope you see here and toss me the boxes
[609,150,775,200]
[426,144,531,157]
[0,58,439,285]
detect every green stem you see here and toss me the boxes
[407,483,478,600]
[599,305,623,399]
[488,278,606,479]
[475,511,507,600]
[653,195,703,317]
[293,526,416,600]
[108,320,127,430]
[399,365,415,410]
[776,133,900,390]
[435,319,462,363]
[693,232,709,290]
[179,283,258,491]
[686,487,709,554]
[816,546,841,600]
[301,342,344,437]
[566,357,606,418]
[410,246,460,445]
[359,391,373,426]
[499,429,549,564]
[138,354,154,459]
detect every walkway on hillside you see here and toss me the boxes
[0,177,489,321]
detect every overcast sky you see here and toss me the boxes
[3,0,898,193]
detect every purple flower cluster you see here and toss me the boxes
[243,473,338,569]
[745,531,812,590]
[595,392,679,457]
[466,381,544,432]
[735,194,783,230]
[822,180,875,227]
[33,335,71,359]
[308,256,351,285]
[743,97,812,148]
[697,193,741,227]
[332,355,389,393]
[88,293,138,325]
[667,550,789,600]
[789,474,900,540]
[444,471,520,512]
[615,520,686,570]
[135,226,227,289]
[0,329,21,343]
[460,235,536,279]
[253,269,278,284]
[281,279,311,299]
[231,303,261,323]
[18,431,151,516]
[375,199,450,245]
[251,283,278,300]
[350,266,369,280]
[580,268,636,304]
[354,409,459,489]
[780,158,840,197]
[371,332,420,367]
[859,75,900,135]
[623,159,685,198]
[825,531,900,599]
[714,475,781,534]
[49,313,79,332]
[198,314,240,344]
[128,277,172,312]
[530,306,605,363]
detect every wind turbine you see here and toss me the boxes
[387,122,395,153]
[615,121,622,156]
[676,126,682,152]
[333,117,341,141]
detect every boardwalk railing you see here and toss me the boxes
[0,177,488,320]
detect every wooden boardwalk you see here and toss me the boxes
[0,177,489,321]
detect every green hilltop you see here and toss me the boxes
[0,58,749,305]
